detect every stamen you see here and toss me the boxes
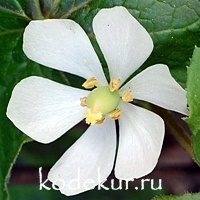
[85,108,104,125]
[109,108,121,120]
[95,116,105,124]
[109,78,121,92]
[122,90,133,102]
[82,77,98,89]
[80,97,87,107]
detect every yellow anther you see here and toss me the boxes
[80,97,87,107]
[95,116,105,124]
[122,90,133,102]
[82,77,98,89]
[109,78,121,92]
[109,108,121,120]
[85,108,104,125]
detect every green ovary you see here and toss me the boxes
[86,86,120,115]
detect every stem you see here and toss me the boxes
[59,0,93,19]
[45,0,61,19]
[31,0,44,19]
[149,104,194,160]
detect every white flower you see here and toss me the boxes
[7,6,188,196]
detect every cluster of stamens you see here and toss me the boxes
[80,77,133,125]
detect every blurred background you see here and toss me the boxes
[8,119,199,200]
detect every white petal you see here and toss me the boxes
[115,102,164,179]
[48,118,116,196]
[93,6,153,84]
[121,64,188,115]
[23,19,107,85]
[7,76,89,143]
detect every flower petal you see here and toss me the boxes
[7,76,89,143]
[93,6,153,84]
[121,64,188,115]
[115,102,164,179]
[23,19,107,85]
[48,118,116,196]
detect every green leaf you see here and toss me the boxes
[0,9,27,199]
[0,1,60,199]
[0,33,55,200]
[73,0,200,87]
[186,46,200,164]
[153,192,200,200]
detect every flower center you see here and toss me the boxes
[87,86,120,115]
[81,77,133,125]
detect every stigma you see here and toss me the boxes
[80,77,133,125]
